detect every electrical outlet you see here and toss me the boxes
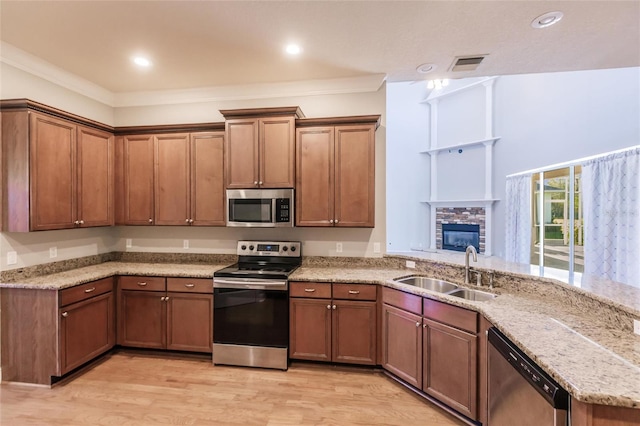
[126,239,132,248]
[7,251,17,265]
[49,247,57,258]
[373,242,381,253]
[336,242,343,253]
[634,319,640,336]
[406,260,416,269]
[183,239,189,249]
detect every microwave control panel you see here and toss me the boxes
[275,198,290,223]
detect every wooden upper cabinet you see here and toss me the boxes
[222,107,302,189]
[76,125,114,227]
[190,132,225,226]
[296,127,334,226]
[0,103,114,232]
[155,133,190,225]
[296,118,378,228]
[30,112,77,230]
[123,135,155,225]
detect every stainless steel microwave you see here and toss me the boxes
[226,188,294,227]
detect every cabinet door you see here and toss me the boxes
[166,292,213,353]
[118,290,165,348]
[289,298,331,361]
[260,117,295,188]
[332,300,376,365]
[190,132,225,226]
[30,112,77,230]
[76,125,114,227]
[295,127,335,226]
[334,125,375,227]
[225,119,258,188]
[123,135,154,225]
[59,291,115,374]
[381,303,422,388]
[155,133,190,225]
[423,318,478,419]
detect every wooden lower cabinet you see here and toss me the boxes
[571,398,640,425]
[59,291,115,375]
[117,276,213,353]
[423,318,477,419]
[381,303,423,388]
[289,282,376,365]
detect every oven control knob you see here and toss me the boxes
[290,246,296,252]
[241,245,247,251]
[249,245,255,251]
[282,246,288,252]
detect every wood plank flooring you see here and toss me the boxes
[1,351,464,425]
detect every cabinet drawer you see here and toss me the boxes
[423,298,478,333]
[60,277,113,307]
[290,282,332,299]
[119,276,166,291]
[332,283,376,301]
[382,287,422,315]
[167,277,212,294]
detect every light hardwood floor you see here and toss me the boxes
[1,351,464,425]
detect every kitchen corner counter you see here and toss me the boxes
[0,261,229,290]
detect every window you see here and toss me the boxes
[531,166,583,279]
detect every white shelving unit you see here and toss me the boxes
[420,77,500,255]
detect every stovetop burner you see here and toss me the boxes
[214,240,302,280]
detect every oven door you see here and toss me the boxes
[213,278,289,348]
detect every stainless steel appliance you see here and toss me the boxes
[226,188,294,227]
[213,240,301,370]
[488,328,568,426]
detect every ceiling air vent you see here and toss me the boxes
[450,55,487,72]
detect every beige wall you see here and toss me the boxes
[1,64,386,271]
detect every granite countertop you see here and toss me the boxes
[2,258,639,409]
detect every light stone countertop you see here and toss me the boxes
[2,258,640,409]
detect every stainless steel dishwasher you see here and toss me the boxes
[488,328,569,426]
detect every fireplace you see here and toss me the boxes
[442,224,480,252]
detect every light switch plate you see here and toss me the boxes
[126,239,132,248]
[49,247,57,258]
[336,242,343,253]
[406,260,416,269]
[373,242,381,253]
[183,240,189,249]
[634,319,640,336]
[7,251,17,265]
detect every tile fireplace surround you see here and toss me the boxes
[436,207,486,254]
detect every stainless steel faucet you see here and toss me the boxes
[465,245,478,284]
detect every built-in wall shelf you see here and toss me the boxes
[420,137,501,155]
[421,76,498,103]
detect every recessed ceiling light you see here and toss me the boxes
[416,63,436,74]
[285,44,302,55]
[531,11,564,28]
[133,56,152,67]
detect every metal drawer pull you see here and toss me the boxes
[137,282,147,286]
[416,322,421,327]
[304,288,316,292]
[327,304,331,310]
[348,290,360,294]
[62,312,68,318]
[185,283,195,288]
[84,287,96,293]
[332,305,337,310]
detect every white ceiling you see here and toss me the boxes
[1,1,639,96]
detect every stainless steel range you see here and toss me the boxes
[213,240,301,370]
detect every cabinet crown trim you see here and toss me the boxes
[220,106,305,119]
[296,115,381,129]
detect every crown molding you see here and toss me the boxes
[0,41,115,106]
[1,42,386,108]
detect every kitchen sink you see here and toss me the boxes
[447,288,497,302]
[395,276,459,293]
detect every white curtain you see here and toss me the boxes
[505,174,532,263]
[582,147,640,286]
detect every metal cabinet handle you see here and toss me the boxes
[137,282,147,287]
[304,288,316,293]
[332,305,337,310]
[84,287,96,293]
[161,296,166,301]
[259,181,263,185]
[185,219,190,223]
[148,218,153,223]
[74,220,80,225]
[185,283,195,288]
[348,290,360,295]
[165,296,170,301]
[254,181,258,185]
[327,304,331,310]
[335,220,339,224]
[416,322,421,327]
[329,219,334,224]
[189,219,194,223]
[62,312,68,318]
[79,220,84,224]
[423,324,427,328]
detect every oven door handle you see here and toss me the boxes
[213,278,288,291]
